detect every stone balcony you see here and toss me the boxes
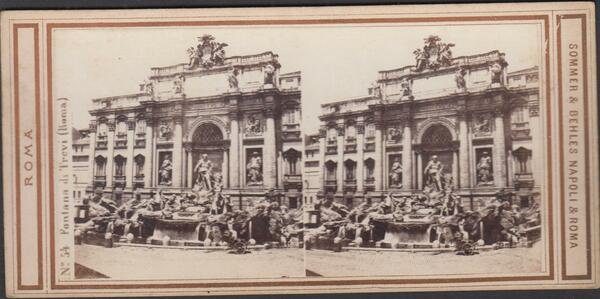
[283,174,302,190]
[364,137,376,152]
[134,139,146,149]
[364,177,375,191]
[324,179,337,192]
[514,172,534,189]
[113,175,126,188]
[134,174,145,188]
[344,179,357,192]
[325,147,337,155]
[114,138,128,149]
[511,122,531,140]
[344,137,357,153]
[94,175,106,188]
[96,141,108,150]
[281,123,301,141]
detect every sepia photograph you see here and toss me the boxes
[301,25,546,277]
[57,28,305,280]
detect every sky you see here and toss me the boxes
[52,23,541,134]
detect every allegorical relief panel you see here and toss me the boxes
[471,112,493,137]
[386,124,403,143]
[158,120,174,140]
[244,113,264,137]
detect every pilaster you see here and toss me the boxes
[173,118,183,187]
[529,105,541,187]
[356,123,365,192]
[106,120,115,188]
[263,107,277,188]
[186,147,193,188]
[374,123,383,191]
[125,119,135,188]
[402,121,413,190]
[416,151,423,190]
[458,112,471,188]
[144,119,154,188]
[229,110,240,188]
[336,125,344,191]
[88,122,97,186]
[493,108,507,188]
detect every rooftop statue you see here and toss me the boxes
[413,35,455,72]
[187,34,229,69]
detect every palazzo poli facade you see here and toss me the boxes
[304,36,541,209]
[87,36,302,209]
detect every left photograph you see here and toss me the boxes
[59,28,304,280]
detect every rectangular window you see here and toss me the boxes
[289,197,298,209]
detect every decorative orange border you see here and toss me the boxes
[31,14,557,290]
[12,23,44,291]
[556,13,592,281]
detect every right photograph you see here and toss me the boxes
[302,25,545,277]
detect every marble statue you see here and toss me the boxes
[490,62,504,85]
[263,63,276,85]
[143,80,154,95]
[455,67,467,91]
[413,48,427,72]
[246,152,263,184]
[194,153,213,191]
[173,74,184,94]
[400,78,412,100]
[159,154,173,186]
[477,151,493,184]
[228,68,239,90]
[389,157,403,187]
[424,155,444,191]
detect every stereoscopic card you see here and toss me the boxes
[1,2,598,297]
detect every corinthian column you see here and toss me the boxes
[229,112,240,188]
[458,113,471,188]
[263,108,277,188]
[172,119,183,187]
[186,147,193,188]
[374,123,383,191]
[529,105,541,187]
[336,126,344,190]
[125,119,135,189]
[318,129,326,189]
[416,152,423,190]
[144,120,153,188]
[356,123,365,192]
[106,120,115,188]
[402,122,412,190]
[88,122,97,186]
[493,109,507,188]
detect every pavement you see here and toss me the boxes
[75,244,305,280]
[305,242,544,277]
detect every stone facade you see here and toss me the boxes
[86,38,302,209]
[307,42,540,210]
[72,128,91,201]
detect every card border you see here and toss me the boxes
[37,14,555,290]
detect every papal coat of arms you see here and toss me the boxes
[413,35,455,72]
[187,34,228,69]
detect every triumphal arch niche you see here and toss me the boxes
[316,36,541,209]
[87,35,302,209]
